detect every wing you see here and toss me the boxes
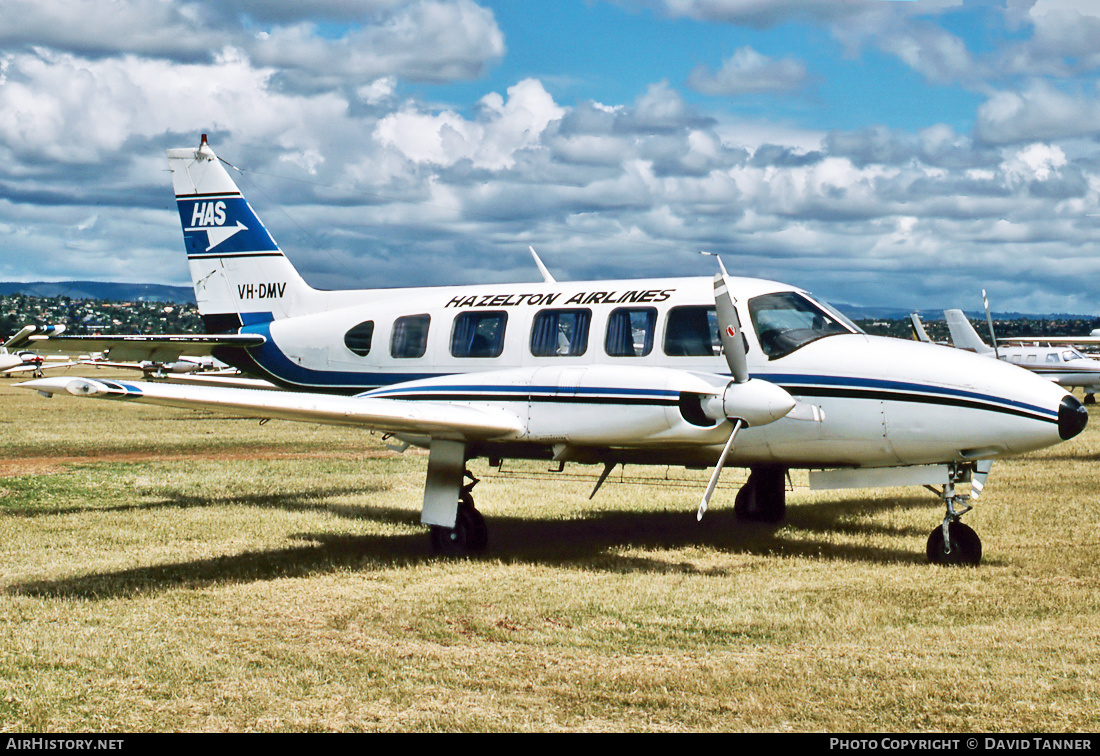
[999,336,1100,346]
[18,376,523,441]
[4,324,70,350]
[26,333,266,363]
[2,360,80,375]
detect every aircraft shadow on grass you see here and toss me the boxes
[9,490,935,600]
[4,486,390,520]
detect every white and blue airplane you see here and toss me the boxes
[1,325,76,376]
[20,136,1089,565]
[942,306,1100,403]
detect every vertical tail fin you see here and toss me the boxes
[167,136,319,331]
[943,309,996,355]
[909,313,931,343]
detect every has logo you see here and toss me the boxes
[183,199,250,252]
[190,200,228,227]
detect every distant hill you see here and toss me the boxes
[0,281,195,303]
[834,303,1095,322]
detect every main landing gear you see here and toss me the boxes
[925,463,984,566]
[428,470,488,556]
[734,465,788,523]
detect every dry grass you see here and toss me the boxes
[1,371,1099,732]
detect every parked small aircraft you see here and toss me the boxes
[19,137,1089,565]
[1,325,77,376]
[939,303,1100,404]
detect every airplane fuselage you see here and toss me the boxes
[206,274,1078,471]
[997,344,1100,392]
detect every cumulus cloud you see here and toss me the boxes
[5,0,1100,315]
[251,0,505,88]
[686,47,809,95]
[0,0,504,87]
[631,0,874,28]
[374,78,564,170]
[0,48,349,165]
[975,80,1100,144]
[1001,0,1100,75]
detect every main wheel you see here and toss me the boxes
[429,499,488,556]
[926,521,982,566]
[734,466,787,523]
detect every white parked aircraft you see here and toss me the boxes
[19,137,1089,565]
[1,325,77,376]
[942,308,1100,403]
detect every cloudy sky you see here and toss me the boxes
[3,0,1100,315]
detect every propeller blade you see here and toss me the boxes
[697,418,743,521]
[714,273,749,384]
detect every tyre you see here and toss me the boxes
[926,521,982,566]
[429,500,488,555]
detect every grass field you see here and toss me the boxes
[1,373,1098,732]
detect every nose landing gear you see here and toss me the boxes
[925,463,985,566]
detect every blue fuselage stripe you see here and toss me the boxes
[230,325,1057,424]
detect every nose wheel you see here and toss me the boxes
[926,464,983,566]
[926,520,982,565]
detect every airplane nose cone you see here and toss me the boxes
[1059,395,1089,440]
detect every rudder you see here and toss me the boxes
[167,135,319,331]
[943,309,995,355]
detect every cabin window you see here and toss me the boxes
[663,306,720,357]
[343,320,375,357]
[748,291,856,360]
[605,307,656,357]
[1026,355,1037,364]
[1046,353,1061,364]
[390,314,430,359]
[451,311,507,358]
[530,309,591,357]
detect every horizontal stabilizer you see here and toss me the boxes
[25,333,266,363]
[999,336,1100,346]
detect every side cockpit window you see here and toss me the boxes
[663,306,719,357]
[748,291,857,359]
[344,320,375,357]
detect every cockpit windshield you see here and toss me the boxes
[748,291,861,359]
